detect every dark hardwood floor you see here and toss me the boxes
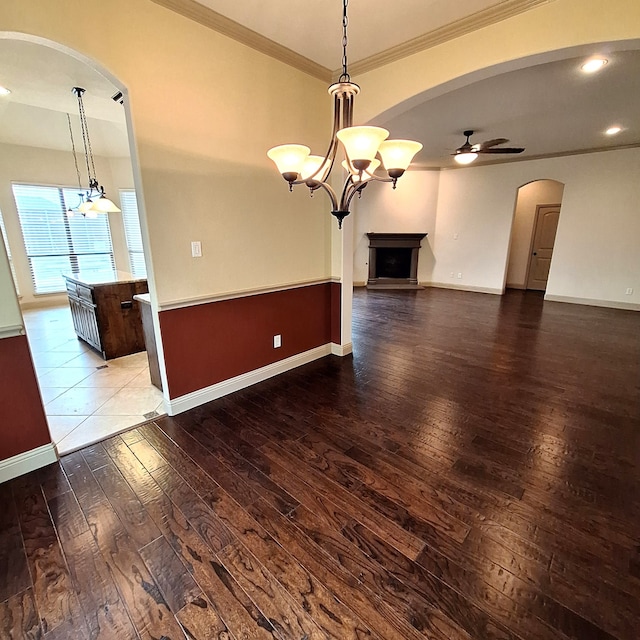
[1,288,639,639]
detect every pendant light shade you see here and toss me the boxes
[267,144,311,181]
[91,193,121,213]
[378,140,424,175]
[336,126,389,169]
[300,155,331,183]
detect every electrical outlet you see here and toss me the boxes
[453,233,458,240]
[273,334,282,348]
[191,241,202,258]
[457,272,462,279]
[450,272,455,278]
[625,287,633,295]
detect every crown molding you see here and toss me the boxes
[342,0,553,78]
[150,0,332,82]
[151,0,551,82]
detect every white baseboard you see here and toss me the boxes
[167,343,333,415]
[0,443,57,484]
[544,294,640,311]
[331,342,353,356]
[425,282,503,295]
[353,281,367,288]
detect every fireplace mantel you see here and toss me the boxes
[366,232,427,289]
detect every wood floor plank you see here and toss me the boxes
[47,490,137,639]
[104,436,275,640]
[60,451,186,640]
[139,536,202,613]
[140,421,260,508]
[248,498,471,640]
[175,596,233,640]
[12,474,86,635]
[0,483,31,603]
[150,459,379,640]
[261,439,426,560]
[89,447,162,549]
[158,417,299,515]
[217,540,330,640]
[0,589,41,640]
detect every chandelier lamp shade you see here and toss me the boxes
[67,86,120,217]
[266,0,422,228]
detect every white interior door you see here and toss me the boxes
[526,204,561,291]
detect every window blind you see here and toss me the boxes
[11,184,115,294]
[0,209,19,294]
[119,189,147,278]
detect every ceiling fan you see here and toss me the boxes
[453,130,524,164]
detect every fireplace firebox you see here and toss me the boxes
[366,232,427,288]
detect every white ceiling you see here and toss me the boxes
[0,39,129,157]
[192,0,508,70]
[0,7,638,169]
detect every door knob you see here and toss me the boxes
[533,252,537,256]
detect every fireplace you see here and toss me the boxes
[366,232,427,288]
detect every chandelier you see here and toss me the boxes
[267,0,422,228]
[67,86,120,217]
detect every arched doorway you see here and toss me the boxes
[506,180,565,292]
[0,34,162,454]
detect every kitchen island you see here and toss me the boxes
[64,270,148,359]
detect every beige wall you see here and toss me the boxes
[1,0,331,309]
[0,142,132,307]
[506,180,565,288]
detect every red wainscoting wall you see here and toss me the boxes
[160,282,342,399]
[0,335,51,461]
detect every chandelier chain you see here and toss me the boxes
[340,0,350,82]
[76,91,98,186]
[66,113,83,191]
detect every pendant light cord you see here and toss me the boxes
[76,90,98,188]
[339,0,350,82]
[66,113,83,191]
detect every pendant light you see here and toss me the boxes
[266,0,422,228]
[70,87,120,215]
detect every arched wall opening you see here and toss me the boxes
[506,180,565,291]
[348,29,640,314]
[0,32,168,464]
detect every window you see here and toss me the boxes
[0,208,19,294]
[119,189,147,278]
[11,184,115,294]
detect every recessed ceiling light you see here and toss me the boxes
[0,85,11,96]
[581,58,608,73]
[605,126,622,136]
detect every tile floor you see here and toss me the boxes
[23,305,165,455]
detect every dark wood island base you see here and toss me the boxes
[64,270,148,360]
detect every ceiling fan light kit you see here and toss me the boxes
[266,0,422,228]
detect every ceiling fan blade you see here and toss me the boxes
[478,147,525,154]
[478,138,509,149]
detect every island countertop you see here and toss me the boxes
[63,270,147,286]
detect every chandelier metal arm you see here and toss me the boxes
[315,181,339,211]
